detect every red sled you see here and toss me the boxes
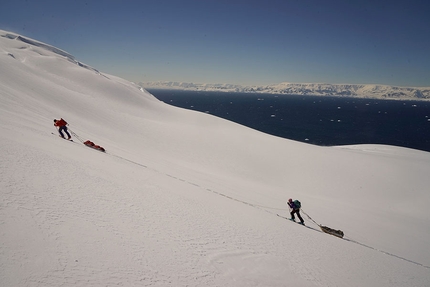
[84,140,106,152]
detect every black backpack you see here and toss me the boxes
[293,200,301,209]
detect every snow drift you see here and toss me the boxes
[1,30,430,286]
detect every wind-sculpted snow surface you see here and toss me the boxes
[2,32,101,75]
[1,29,430,286]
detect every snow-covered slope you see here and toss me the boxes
[143,81,430,100]
[1,30,430,286]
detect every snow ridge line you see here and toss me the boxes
[95,148,430,270]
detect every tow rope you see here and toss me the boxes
[302,209,344,238]
[68,128,84,143]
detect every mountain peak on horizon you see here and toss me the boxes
[141,81,430,100]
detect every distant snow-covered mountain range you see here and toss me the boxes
[141,81,430,100]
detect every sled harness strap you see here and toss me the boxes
[301,209,320,226]
[68,128,84,143]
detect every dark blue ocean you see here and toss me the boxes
[149,89,430,153]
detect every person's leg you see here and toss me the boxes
[58,126,65,138]
[63,126,71,139]
[296,210,304,224]
[290,210,296,221]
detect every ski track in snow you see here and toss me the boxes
[110,146,430,271]
[2,120,430,287]
[71,136,430,282]
[0,138,365,286]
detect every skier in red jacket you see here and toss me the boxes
[54,118,71,139]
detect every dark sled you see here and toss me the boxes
[319,225,344,238]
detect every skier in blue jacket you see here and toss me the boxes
[287,198,304,225]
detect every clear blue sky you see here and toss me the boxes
[1,0,430,87]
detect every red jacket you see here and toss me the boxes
[54,118,67,127]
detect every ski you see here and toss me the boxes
[277,214,305,226]
[51,132,73,141]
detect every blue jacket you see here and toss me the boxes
[288,201,300,210]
